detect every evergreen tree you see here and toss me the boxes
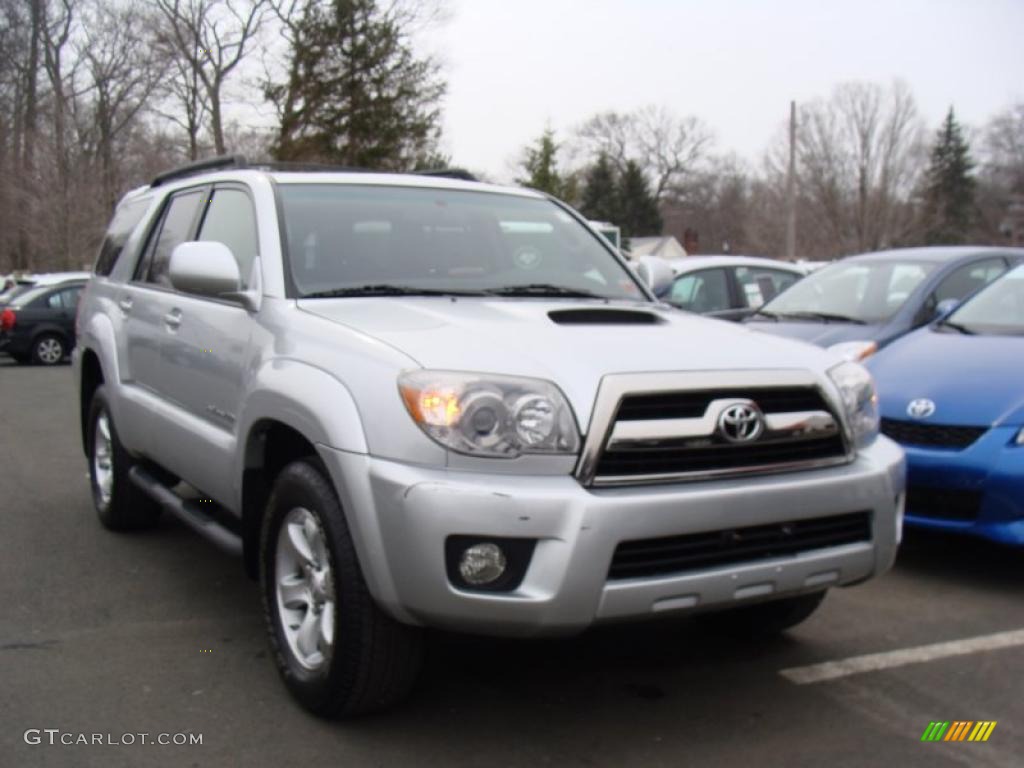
[579,152,618,223]
[266,0,446,169]
[923,108,976,244]
[617,159,663,240]
[517,129,572,198]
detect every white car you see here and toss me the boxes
[662,255,807,321]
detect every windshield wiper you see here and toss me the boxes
[775,310,867,325]
[750,309,781,321]
[484,283,608,299]
[937,319,975,335]
[302,284,490,299]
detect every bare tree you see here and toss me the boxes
[153,0,267,156]
[574,106,713,200]
[79,0,165,213]
[799,81,924,253]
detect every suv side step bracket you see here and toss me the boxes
[128,466,243,557]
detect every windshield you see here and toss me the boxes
[759,259,937,323]
[9,284,54,308]
[278,184,645,300]
[943,265,1024,335]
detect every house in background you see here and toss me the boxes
[627,235,687,260]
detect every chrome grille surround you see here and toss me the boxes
[575,370,856,487]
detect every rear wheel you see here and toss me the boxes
[260,458,423,717]
[702,591,827,637]
[32,333,66,365]
[87,385,161,530]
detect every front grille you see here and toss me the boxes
[609,511,872,580]
[881,418,986,449]
[906,487,982,521]
[616,387,829,421]
[595,385,847,482]
[595,435,847,476]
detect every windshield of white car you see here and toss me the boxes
[941,265,1024,335]
[278,184,647,301]
[757,259,938,324]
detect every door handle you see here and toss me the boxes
[163,309,182,329]
[118,297,133,313]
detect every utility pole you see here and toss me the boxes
[785,100,797,261]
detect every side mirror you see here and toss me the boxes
[934,297,960,320]
[634,256,675,298]
[169,241,241,298]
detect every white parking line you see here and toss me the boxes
[780,628,1024,684]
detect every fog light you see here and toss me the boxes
[458,543,507,585]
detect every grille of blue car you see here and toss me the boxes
[906,487,982,521]
[608,511,872,580]
[880,418,987,450]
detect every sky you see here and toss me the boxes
[415,0,1024,182]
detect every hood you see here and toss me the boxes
[299,298,838,425]
[745,319,885,347]
[868,327,1024,426]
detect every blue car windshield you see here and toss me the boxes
[945,266,1024,335]
[761,260,937,323]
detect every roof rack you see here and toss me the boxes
[151,154,248,187]
[149,155,478,187]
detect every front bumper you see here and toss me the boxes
[902,426,1024,546]
[319,437,905,636]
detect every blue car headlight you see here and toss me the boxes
[1016,426,1024,446]
[828,361,880,449]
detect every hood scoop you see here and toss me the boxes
[547,308,664,326]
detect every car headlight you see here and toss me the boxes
[1015,426,1024,446]
[827,340,878,362]
[398,371,580,458]
[827,361,879,449]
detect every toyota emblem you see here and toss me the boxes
[906,398,936,419]
[717,402,764,443]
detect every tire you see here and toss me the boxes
[260,458,423,718]
[86,385,161,531]
[31,333,66,365]
[701,591,827,637]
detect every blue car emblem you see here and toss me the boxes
[907,398,936,419]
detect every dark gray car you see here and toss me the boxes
[745,246,1024,358]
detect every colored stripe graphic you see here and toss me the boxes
[921,721,996,742]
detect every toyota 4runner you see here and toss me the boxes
[73,156,905,717]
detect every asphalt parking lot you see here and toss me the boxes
[1,358,1021,768]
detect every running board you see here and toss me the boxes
[128,466,243,557]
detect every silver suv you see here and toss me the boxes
[73,157,905,717]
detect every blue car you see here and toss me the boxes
[868,265,1024,546]
[746,246,1023,360]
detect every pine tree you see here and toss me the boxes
[266,0,446,169]
[617,160,663,240]
[923,108,976,244]
[517,129,573,199]
[579,152,618,223]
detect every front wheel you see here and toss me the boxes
[260,458,423,717]
[701,591,827,637]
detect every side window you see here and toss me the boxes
[196,188,259,289]
[136,190,207,287]
[47,292,65,310]
[668,268,730,313]
[934,258,1007,304]
[95,198,151,277]
[61,287,82,310]
[736,267,800,308]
